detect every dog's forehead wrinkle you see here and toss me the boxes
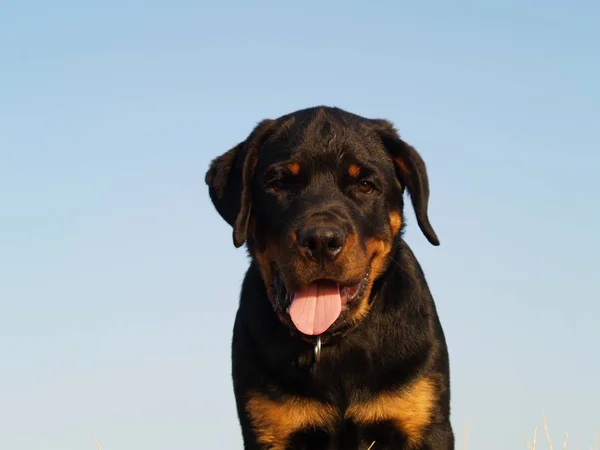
[304,171,339,193]
[276,115,296,134]
[300,118,332,149]
[262,111,381,167]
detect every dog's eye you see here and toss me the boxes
[268,179,299,197]
[357,180,376,194]
[270,180,285,191]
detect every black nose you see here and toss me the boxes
[298,226,347,261]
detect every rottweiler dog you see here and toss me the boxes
[205,106,454,449]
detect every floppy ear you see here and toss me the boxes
[371,119,440,246]
[205,119,276,248]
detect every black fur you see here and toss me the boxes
[206,106,454,449]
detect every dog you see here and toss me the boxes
[205,106,454,449]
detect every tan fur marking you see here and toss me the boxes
[246,393,338,448]
[349,237,390,322]
[367,238,390,281]
[348,164,361,178]
[346,377,436,447]
[394,157,410,175]
[336,233,364,279]
[389,212,402,236]
[288,162,300,175]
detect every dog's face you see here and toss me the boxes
[206,107,438,338]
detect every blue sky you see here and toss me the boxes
[1,1,599,449]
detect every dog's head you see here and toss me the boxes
[206,107,439,338]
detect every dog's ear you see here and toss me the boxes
[205,119,276,248]
[371,119,440,246]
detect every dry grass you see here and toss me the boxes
[459,409,596,450]
[519,410,598,450]
[542,410,554,450]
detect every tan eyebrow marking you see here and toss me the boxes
[394,157,409,174]
[348,164,361,178]
[288,162,300,175]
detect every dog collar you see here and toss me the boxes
[313,336,322,363]
[295,329,346,366]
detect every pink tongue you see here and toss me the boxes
[289,281,342,336]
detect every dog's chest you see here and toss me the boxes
[284,351,435,449]
[248,370,435,450]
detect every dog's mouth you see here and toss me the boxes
[272,269,370,336]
